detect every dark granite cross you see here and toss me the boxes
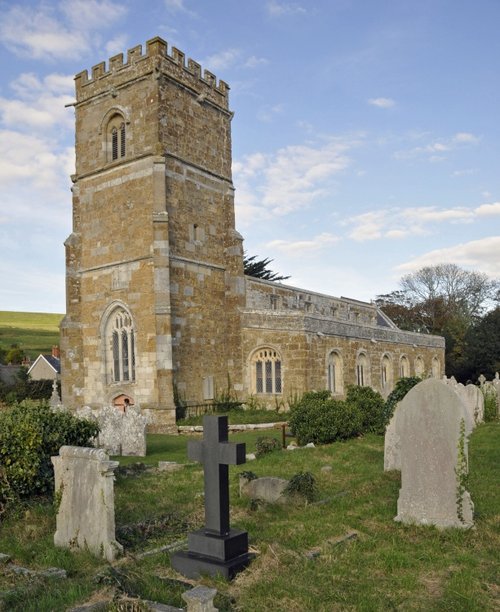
[188,415,246,536]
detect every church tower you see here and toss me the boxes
[61,38,245,430]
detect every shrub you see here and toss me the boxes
[345,385,386,434]
[383,376,422,425]
[285,471,317,503]
[288,391,363,446]
[255,436,281,457]
[0,401,99,516]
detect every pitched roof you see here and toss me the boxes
[27,354,61,375]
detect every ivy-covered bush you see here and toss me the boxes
[383,376,422,425]
[285,471,317,503]
[288,391,363,445]
[255,436,281,457]
[345,385,386,434]
[0,401,99,516]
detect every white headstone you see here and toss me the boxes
[52,446,123,561]
[395,379,474,529]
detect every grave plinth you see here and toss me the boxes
[171,415,252,579]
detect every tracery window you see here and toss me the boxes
[105,307,135,383]
[251,348,282,394]
[327,350,343,394]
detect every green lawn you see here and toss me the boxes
[0,311,63,361]
[0,423,498,611]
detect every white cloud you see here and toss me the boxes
[244,56,269,69]
[475,202,500,216]
[266,232,340,255]
[163,0,196,15]
[0,73,74,132]
[257,103,284,123]
[202,48,241,71]
[0,1,127,61]
[396,236,500,278]
[453,132,480,144]
[395,131,480,162]
[368,97,395,108]
[234,136,354,227]
[344,203,496,242]
[267,1,306,16]
[105,34,128,57]
[0,130,73,201]
[60,0,127,29]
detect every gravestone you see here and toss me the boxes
[121,406,148,456]
[75,405,147,456]
[395,379,474,529]
[239,475,288,503]
[98,405,125,455]
[384,411,401,471]
[52,446,123,561]
[171,415,251,579]
[462,384,484,425]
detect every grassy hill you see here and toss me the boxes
[0,311,63,361]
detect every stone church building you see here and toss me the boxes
[61,37,445,431]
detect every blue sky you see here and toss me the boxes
[1,0,499,313]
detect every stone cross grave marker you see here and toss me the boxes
[171,415,252,579]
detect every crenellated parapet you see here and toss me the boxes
[74,36,229,109]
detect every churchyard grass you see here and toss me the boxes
[177,408,287,426]
[0,311,62,361]
[0,424,498,610]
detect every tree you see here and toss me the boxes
[460,307,500,381]
[4,346,25,365]
[375,264,499,379]
[399,263,498,324]
[243,254,290,282]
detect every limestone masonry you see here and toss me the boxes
[61,37,445,431]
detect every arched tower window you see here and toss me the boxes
[356,352,370,386]
[250,347,282,394]
[327,350,343,394]
[105,307,135,383]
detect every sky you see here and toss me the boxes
[1,0,499,314]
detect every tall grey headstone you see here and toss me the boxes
[395,379,474,529]
[52,446,123,561]
[171,415,252,579]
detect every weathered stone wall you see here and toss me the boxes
[244,276,443,402]
[62,37,242,428]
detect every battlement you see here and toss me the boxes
[74,37,229,104]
